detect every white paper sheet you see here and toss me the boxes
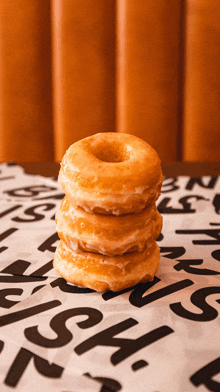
[0,163,219,392]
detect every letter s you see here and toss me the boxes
[170,286,220,322]
[24,307,103,348]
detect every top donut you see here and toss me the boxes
[58,132,163,215]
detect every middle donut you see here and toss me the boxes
[56,196,162,256]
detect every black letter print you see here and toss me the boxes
[0,171,15,182]
[176,228,220,245]
[102,279,161,303]
[190,357,220,392]
[38,232,59,253]
[0,275,47,309]
[0,340,4,353]
[0,299,61,327]
[174,259,220,275]
[160,246,186,259]
[4,185,57,198]
[4,347,63,387]
[24,307,103,348]
[213,194,220,214]
[161,177,179,193]
[0,204,22,219]
[0,228,18,253]
[0,288,23,309]
[1,259,31,275]
[102,284,141,301]
[75,318,173,365]
[51,278,94,294]
[212,249,220,262]
[1,258,54,277]
[129,279,193,308]
[84,373,122,391]
[30,259,54,277]
[186,177,218,191]
[170,286,220,322]
[12,203,56,222]
[157,195,207,214]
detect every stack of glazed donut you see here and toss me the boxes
[53,133,163,292]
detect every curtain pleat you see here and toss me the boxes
[0,0,54,162]
[0,0,219,163]
[116,0,182,162]
[182,0,220,162]
[51,0,116,162]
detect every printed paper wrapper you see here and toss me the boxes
[0,163,219,392]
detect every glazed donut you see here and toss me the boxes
[53,239,160,292]
[58,133,163,215]
[56,196,162,256]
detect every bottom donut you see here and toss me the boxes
[53,239,160,292]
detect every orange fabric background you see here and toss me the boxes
[0,0,219,163]
[182,0,220,161]
[0,0,54,162]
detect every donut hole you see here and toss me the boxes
[93,141,130,163]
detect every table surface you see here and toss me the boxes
[1,161,219,391]
[18,161,219,178]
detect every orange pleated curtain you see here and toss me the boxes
[0,0,219,163]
